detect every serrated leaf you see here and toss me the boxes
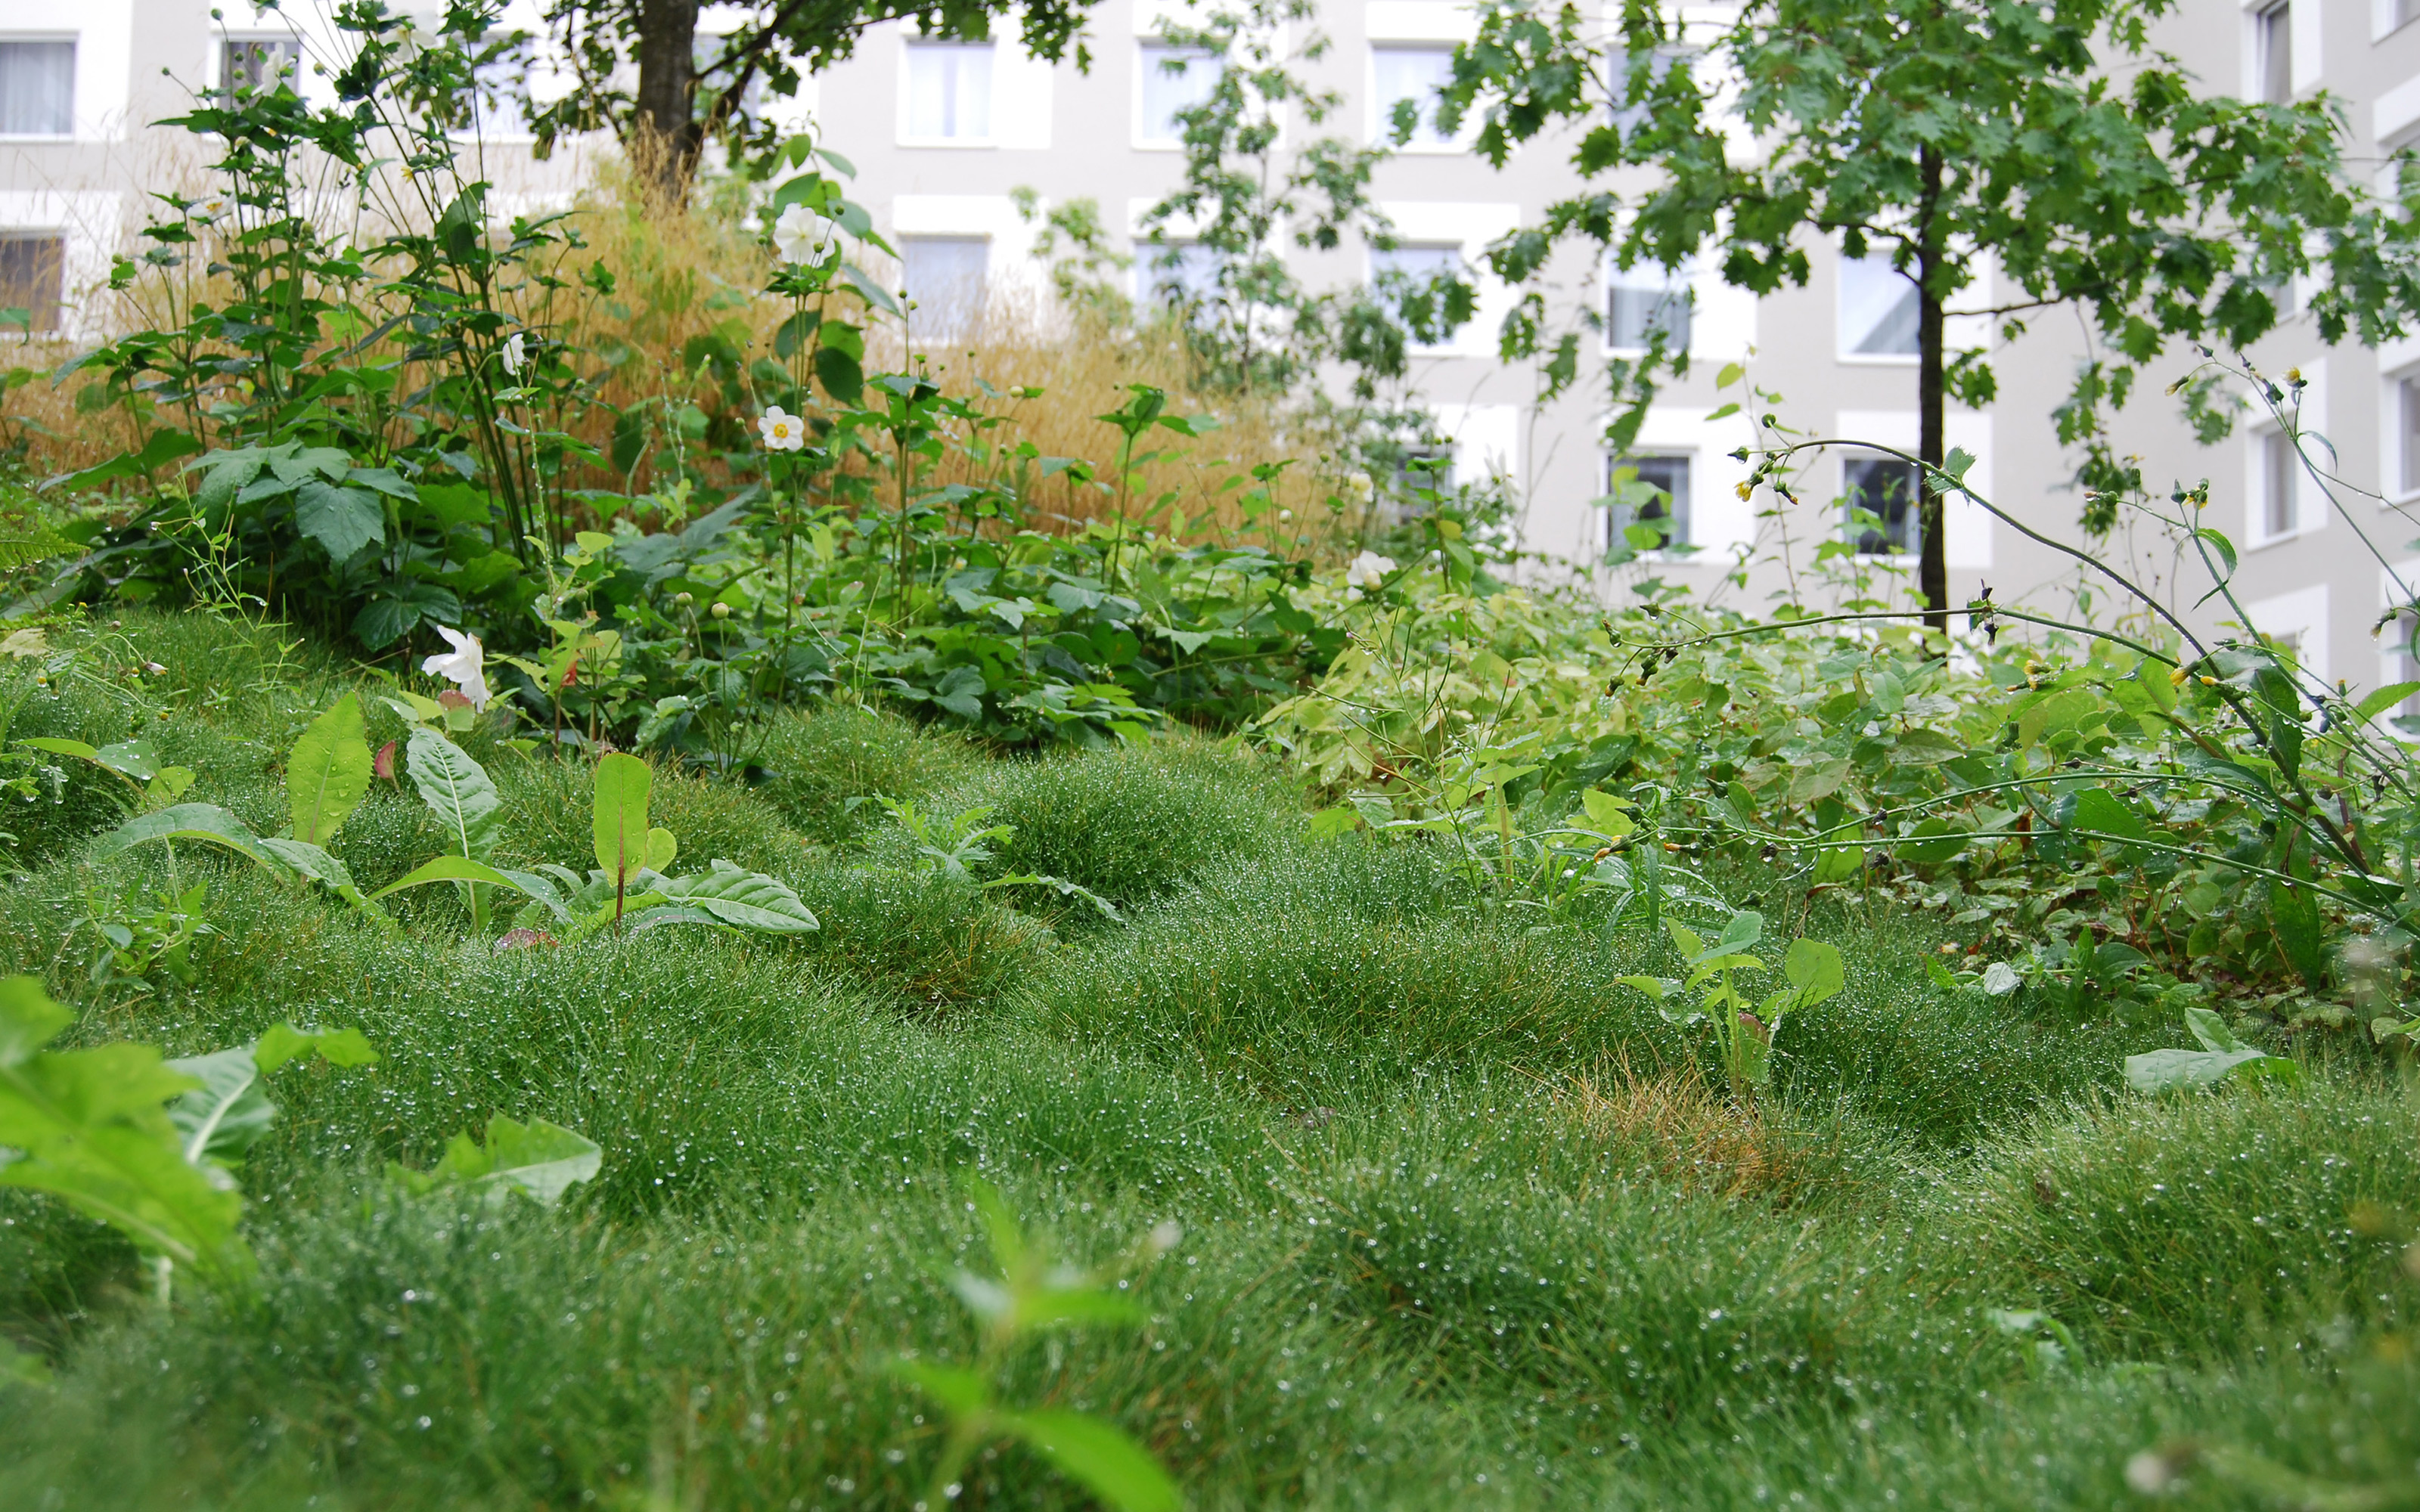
[0,976,248,1282]
[389,1114,600,1207]
[288,692,372,844]
[646,860,819,934]
[406,727,500,861]
[95,804,287,875]
[294,480,384,563]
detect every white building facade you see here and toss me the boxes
[7,2,2420,696]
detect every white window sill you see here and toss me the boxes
[1835,352,1919,367]
[1376,140,1466,155]
[0,135,75,144]
[898,137,997,150]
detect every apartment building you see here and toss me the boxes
[7,2,2420,700]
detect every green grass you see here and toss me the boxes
[2,609,2413,1511]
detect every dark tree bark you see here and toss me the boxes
[632,0,703,201]
[1915,143,1948,636]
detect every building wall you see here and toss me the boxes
[8,1,2420,698]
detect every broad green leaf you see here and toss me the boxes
[406,727,501,861]
[646,860,819,934]
[644,826,678,872]
[2356,681,2420,720]
[167,1026,377,1167]
[889,1359,991,1416]
[366,854,523,901]
[1579,788,1636,836]
[1810,822,1864,884]
[95,804,287,875]
[1019,1287,1152,1331]
[2123,1044,2303,1094]
[389,1115,601,1207]
[94,740,161,782]
[1690,910,1761,965]
[592,752,653,888]
[288,692,372,844]
[0,976,249,1282]
[2068,787,2146,841]
[1782,937,1845,1009]
[17,737,96,763]
[997,1408,1183,1512]
[293,479,383,562]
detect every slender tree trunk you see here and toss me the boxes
[633,0,702,203]
[1916,144,1948,635]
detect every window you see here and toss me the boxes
[0,234,63,331]
[2398,376,2420,497]
[1844,455,1921,555]
[222,38,299,104]
[1607,454,1689,551]
[903,236,988,344]
[2261,428,2297,537]
[1138,42,1215,147]
[1371,243,1463,286]
[1373,45,1454,147]
[2386,609,2420,734]
[2400,0,2420,35]
[0,41,73,136]
[2256,3,2291,105]
[904,42,992,141]
[1140,239,1221,306]
[1839,253,1919,357]
[1608,260,1692,351]
[1609,48,1692,137]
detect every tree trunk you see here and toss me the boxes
[633,0,702,203]
[1916,144,1948,636]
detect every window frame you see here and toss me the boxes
[901,234,991,345]
[1605,451,1692,555]
[0,231,67,333]
[1135,40,1215,150]
[1605,256,1694,355]
[1836,251,1922,364]
[0,36,77,141]
[899,39,997,147]
[1841,453,1923,558]
[2254,2,2292,106]
[2254,423,2301,543]
[1369,42,1460,152]
[219,36,302,107]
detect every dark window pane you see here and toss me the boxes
[1609,454,1689,549]
[222,39,299,102]
[1843,456,1920,554]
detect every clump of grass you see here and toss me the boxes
[790,860,1049,1009]
[750,702,987,847]
[1938,1077,2420,1354]
[901,736,1293,916]
[1024,903,1685,1108]
[1550,1061,1855,1207]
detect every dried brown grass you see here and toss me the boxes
[14,147,1357,556]
[1548,1060,1833,1206]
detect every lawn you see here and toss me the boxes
[1,609,2413,1511]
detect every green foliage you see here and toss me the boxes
[0,974,373,1294]
[892,1177,1182,1512]
[386,1116,602,1208]
[285,693,371,846]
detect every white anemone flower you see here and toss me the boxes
[759,406,807,452]
[1346,471,1374,502]
[501,332,527,376]
[771,203,839,268]
[192,193,233,224]
[1345,550,1398,589]
[420,625,491,711]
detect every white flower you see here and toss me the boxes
[1346,471,1374,501]
[191,194,232,224]
[501,332,526,376]
[1345,550,1398,589]
[759,406,806,452]
[420,625,490,711]
[771,203,838,268]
